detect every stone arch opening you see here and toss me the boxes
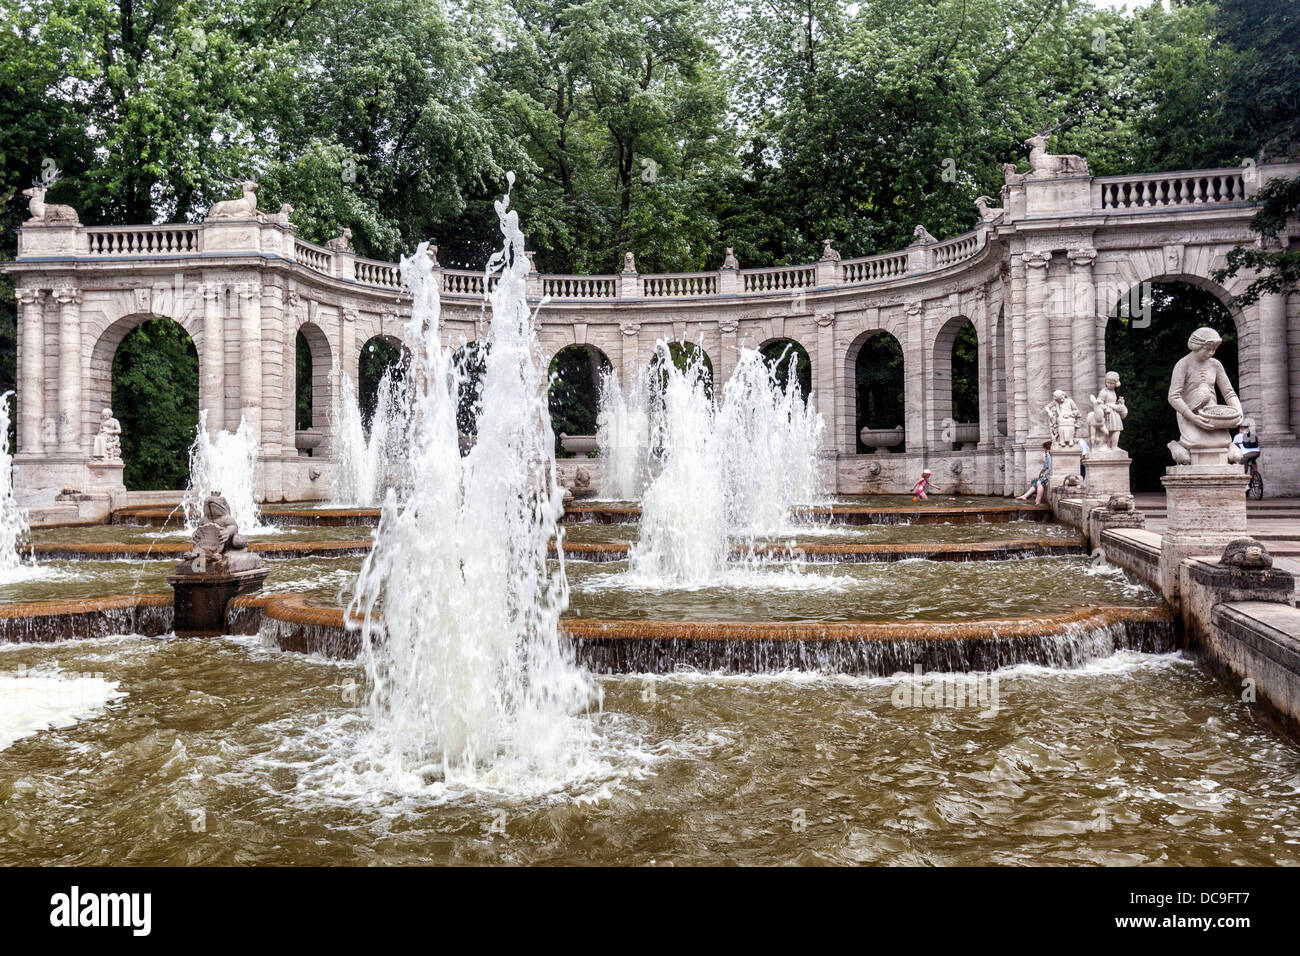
[848,329,905,453]
[96,315,199,490]
[650,341,714,399]
[932,316,979,448]
[758,338,812,399]
[359,334,409,427]
[1104,280,1241,492]
[548,344,612,454]
[295,321,332,456]
[452,341,489,438]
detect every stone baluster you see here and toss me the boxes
[15,287,45,455]
[53,286,82,453]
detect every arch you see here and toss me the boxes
[649,341,714,399]
[94,315,200,490]
[295,321,332,454]
[358,334,409,426]
[757,337,813,399]
[548,344,613,449]
[452,340,490,436]
[931,315,979,447]
[847,328,906,453]
[1103,279,1242,492]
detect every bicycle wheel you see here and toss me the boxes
[1247,471,1264,500]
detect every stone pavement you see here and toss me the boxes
[1135,492,1300,589]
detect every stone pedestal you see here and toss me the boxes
[1158,465,1249,601]
[167,567,269,637]
[87,459,125,494]
[1048,445,1081,488]
[1083,451,1132,497]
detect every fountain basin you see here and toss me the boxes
[860,426,905,452]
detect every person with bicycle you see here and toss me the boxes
[1235,421,1263,499]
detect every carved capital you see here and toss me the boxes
[200,282,223,302]
[619,321,641,337]
[236,282,261,300]
[815,309,835,328]
[1067,247,1097,268]
[1023,251,1053,270]
[52,286,81,306]
[15,287,45,307]
[904,301,924,317]
[342,307,358,324]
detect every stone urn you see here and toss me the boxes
[560,433,599,455]
[295,429,324,454]
[953,422,980,449]
[859,426,905,453]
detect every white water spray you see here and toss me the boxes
[629,343,825,585]
[329,367,410,506]
[348,179,597,788]
[183,411,267,533]
[595,365,651,500]
[0,392,31,573]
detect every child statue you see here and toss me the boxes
[1167,326,1243,466]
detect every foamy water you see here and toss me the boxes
[0,671,126,751]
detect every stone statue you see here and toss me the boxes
[722,247,739,270]
[622,251,637,274]
[1045,389,1082,446]
[1087,371,1128,454]
[174,493,264,575]
[326,227,352,251]
[91,407,122,462]
[974,196,1004,222]
[262,203,294,225]
[819,239,840,261]
[1167,326,1243,466]
[206,180,260,220]
[23,181,80,224]
[1024,133,1090,178]
[911,224,938,245]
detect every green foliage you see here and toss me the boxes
[110,319,199,489]
[548,345,610,449]
[358,337,406,426]
[951,321,979,424]
[855,333,905,451]
[1105,283,1238,493]
[295,331,312,431]
[759,339,812,399]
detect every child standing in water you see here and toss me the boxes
[911,469,935,501]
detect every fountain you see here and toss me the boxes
[182,412,267,534]
[0,392,31,575]
[329,366,411,506]
[346,178,598,786]
[628,343,826,585]
[595,365,651,500]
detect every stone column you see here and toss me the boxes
[1067,248,1097,406]
[1256,291,1293,439]
[717,319,739,387]
[903,302,925,455]
[260,284,284,460]
[618,322,641,388]
[16,287,45,455]
[238,282,262,439]
[1023,251,1053,440]
[53,286,82,453]
[975,287,993,448]
[340,304,357,383]
[201,282,225,433]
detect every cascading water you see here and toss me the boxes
[329,366,410,506]
[183,411,267,533]
[595,365,651,500]
[0,392,31,574]
[628,343,825,585]
[348,178,598,789]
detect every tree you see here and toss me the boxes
[110,319,199,489]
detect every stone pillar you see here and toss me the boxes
[16,287,45,455]
[340,304,358,383]
[201,282,225,433]
[53,286,82,453]
[618,322,641,387]
[903,302,925,454]
[1023,251,1053,441]
[238,282,262,439]
[1256,291,1293,440]
[975,287,993,448]
[1067,248,1097,407]
[1159,465,1249,602]
[260,284,284,460]
[717,320,739,389]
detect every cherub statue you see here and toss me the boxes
[1087,371,1128,454]
[175,493,263,574]
[1045,389,1082,446]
